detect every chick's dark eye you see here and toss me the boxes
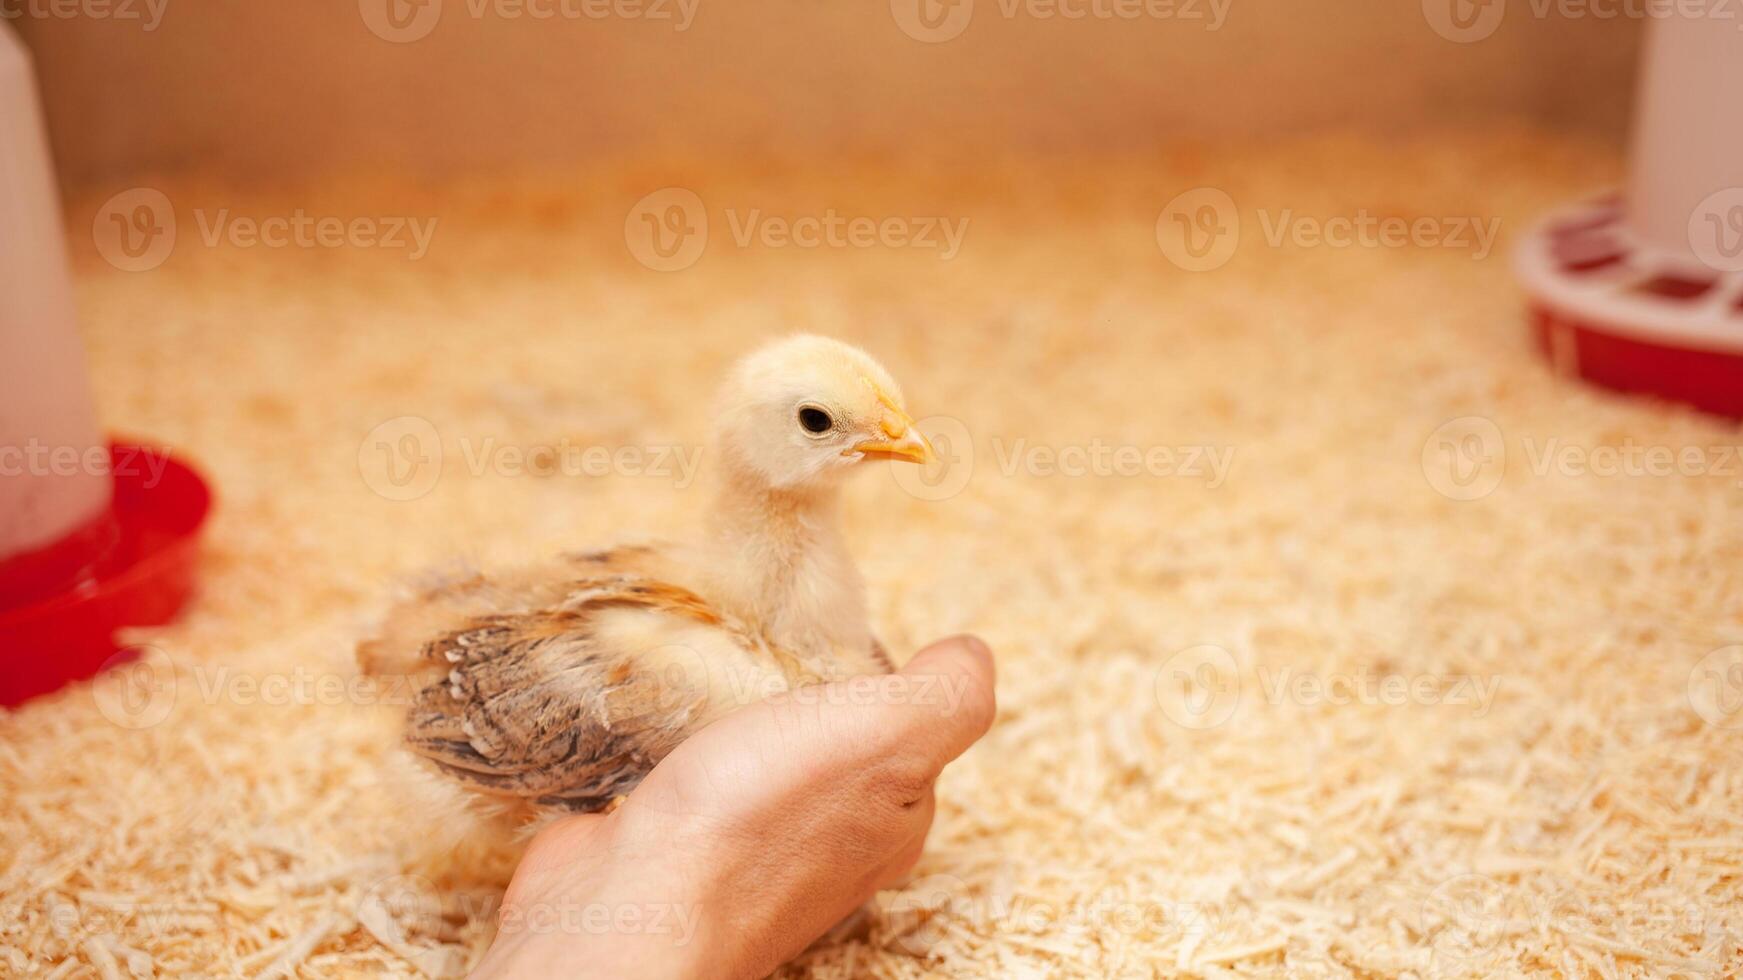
[798,406,834,434]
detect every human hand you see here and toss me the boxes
[470,635,997,980]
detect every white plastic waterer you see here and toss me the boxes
[1514,12,1743,418]
[0,24,213,707]
[0,24,114,591]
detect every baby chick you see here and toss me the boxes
[358,335,935,819]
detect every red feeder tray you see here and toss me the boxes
[0,442,212,707]
[1516,197,1743,420]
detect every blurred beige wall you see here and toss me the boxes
[13,0,1639,188]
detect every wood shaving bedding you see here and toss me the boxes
[1,128,1740,978]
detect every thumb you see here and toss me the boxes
[883,634,997,777]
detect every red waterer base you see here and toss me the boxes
[1516,196,1743,421]
[1531,307,1743,420]
[0,442,212,707]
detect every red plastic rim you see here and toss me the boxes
[1516,195,1743,418]
[0,442,212,707]
[1531,307,1743,419]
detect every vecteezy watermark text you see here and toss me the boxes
[1156,188,1502,272]
[0,0,166,29]
[0,441,171,488]
[358,417,705,501]
[888,416,1237,502]
[1255,209,1500,260]
[496,900,703,943]
[625,188,968,272]
[631,649,983,719]
[1255,667,1501,717]
[990,438,1233,486]
[92,188,439,271]
[1421,416,1743,501]
[890,0,1230,43]
[1424,0,1743,44]
[90,650,424,730]
[454,438,703,486]
[723,209,968,258]
[1153,645,1504,731]
[193,209,438,260]
[361,0,698,43]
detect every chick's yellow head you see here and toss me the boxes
[714,334,934,489]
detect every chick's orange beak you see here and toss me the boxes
[847,402,935,465]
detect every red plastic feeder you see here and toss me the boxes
[0,444,212,707]
[1515,16,1743,419]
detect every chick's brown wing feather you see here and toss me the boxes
[357,546,673,680]
[402,573,784,813]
